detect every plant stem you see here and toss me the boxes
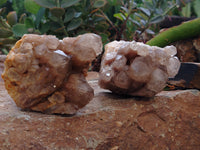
[98,9,118,33]
[146,18,200,47]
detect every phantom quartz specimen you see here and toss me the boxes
[99,41,180,97]
[2,34,102,114]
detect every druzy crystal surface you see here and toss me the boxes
[2,34,102,114]
[99,41,180,97]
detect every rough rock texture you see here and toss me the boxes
[193,36,200,61]
[173,36,200,62]
[99,40,180,97]
[0,67,200,149]
[167,62,200,89]
[175,39,198,62]
[0,55,6,82]
[1,34,102,114]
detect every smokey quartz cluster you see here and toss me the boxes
[99,40,180,97]
[2,33,102,114]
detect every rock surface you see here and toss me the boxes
[174,36,200,62]
[1,34,102,115]
[175,39,197,62]
[0,55,6,82]
[0,64,200,150]
[168,62,200,89]
[99,40,180,97]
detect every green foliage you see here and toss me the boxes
[24,0,41,14]
[0,17,12,38]
[67,18,82,31]
[7,11,17,26]
[0,0,199,54]
[147,18,200,47]
[12,23,28,37]
[12,0,26,16]
[95,0,178,42]
[50,7,65,17]
[177,0,200,17]
[193,0,200,17]
[93,0,107,8]
[0,0,7,7]
[0,16,16,54]
[33,0,80,8]
[60,0,80,8]
[33,0,56,8]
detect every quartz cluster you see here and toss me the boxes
[99,40,180,97]
[2,34,102,114]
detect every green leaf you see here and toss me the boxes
[24,0,41,14]
[95,21,109,32]
[61,0,80,8]
[39,22,50,34]
[129,18,140,27]
[49,15,59,22]
[134,13,145,20]
[0,16,11,29]
[7,11,17,26]
[138,7,151,17]
[64,8,75,23]
[33,0,56,8]
[1,49,9,55]
[25,18,34,28]
[35,7,45,28]
[0,27,13,38]
[113,13,124,21]
[144,2,154,11]
[74,12,82,18]
[50,22,62,31]
[67,18,82,31]
[145,29,155,35]
[93,0,106,8]
[140,19,147,26]
[0,38,17,45]
[181,2,191,17]
[50,7,65,17]
[12,0,26,16]
[0,0,7,6]
[0,7,6,15]
[107,0,117,6]
[150,15,164,24]
[121,6,129,13]
[12,24,28,37]
[194,0,200,17]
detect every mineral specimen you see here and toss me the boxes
[2,33,102,114]
[99,41,180,97]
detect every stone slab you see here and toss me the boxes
[0,63,200,149]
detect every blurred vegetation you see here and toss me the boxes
[0,0,199,54]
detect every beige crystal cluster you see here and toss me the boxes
[99,40,180,97]
[2,34,102,114]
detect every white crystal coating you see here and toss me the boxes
[61,33,102,69]
[54,50,68,57]
[167,57,181,77]
[99,40,180,97]
[163,46,177,56]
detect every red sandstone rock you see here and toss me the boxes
[0,69,200,149]
[0,55,6,82]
